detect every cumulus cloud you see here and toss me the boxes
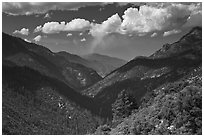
[86,3,201,52]
[128,34,133,37]
[138,33,146,37]
[33,3,201,36]
[30,2,201,53]
[66,19,91,31]
[80,38,86,42]
[2,2,102,15]
[44,13,51,18]
[24,39,31,43]
[33,25,42,33]
[151,32,158,37]
[163,29,181,37]
[120,4,192,34]
[35,19,91,34]
[67,33,73,37]
[33,35,42,42]
[87,2,201,39]
[13,28,29,35]
[41,21,66,34]
[89,13,122,52]
[90,13,122,37]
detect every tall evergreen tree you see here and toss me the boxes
[112,90,138,124]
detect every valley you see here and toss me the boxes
[2,22,202,135]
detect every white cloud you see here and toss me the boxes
[33,25,42,33]
[33,35,42,42]
[66,18,91,31]
[84,3,201,52]
[80,38,86,42]
[187,2,202,15]
[87,2,201,39]
[13,28,29,35]
[90,13,122,37]
[128,34,133,37]
[121,6,178,34]
[151,32,158,37]
[138,33,146,37]
[120,3,201,35]
[89,13,122,52]
[44,13,51,18]
[41,21,66,34]
[37,19,91,34]
[163,29,181,37]
[67,33,73,37]
[88,31,91,35]
[32,2,201,38]
[24,39,31,43]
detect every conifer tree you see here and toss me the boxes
[112,90,137,124]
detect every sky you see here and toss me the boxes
[2,2,202,61]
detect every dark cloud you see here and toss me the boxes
[2,2,103,15]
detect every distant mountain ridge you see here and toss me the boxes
[2,33,102,91]
[82,53,127,77]
[57,51,127,78]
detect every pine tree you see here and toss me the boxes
[112,90,137,125]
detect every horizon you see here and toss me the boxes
[2,2,202,60]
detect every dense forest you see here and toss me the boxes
[95,66,202,135]
[2,64,104,134]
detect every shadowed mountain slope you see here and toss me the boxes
[2,59,104,134]
[2,33,102,91]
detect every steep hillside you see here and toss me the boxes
[82,27,202,118]
[2,61,104,134]
[82,53,127,77]
[106,65,202,135]
[2,33,102,91]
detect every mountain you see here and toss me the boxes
[57,52,127,77]
[2,60,104,134]
[2,33,102,91]
[82,27,202,119]
[82,53,127,77]
[2,27,202,135]
[99,65,202,135]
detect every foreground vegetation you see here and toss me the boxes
[95,67,202,135]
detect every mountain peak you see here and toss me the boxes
[190,26,202,33]
[150,27,202,58]
[179,26,202,42]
